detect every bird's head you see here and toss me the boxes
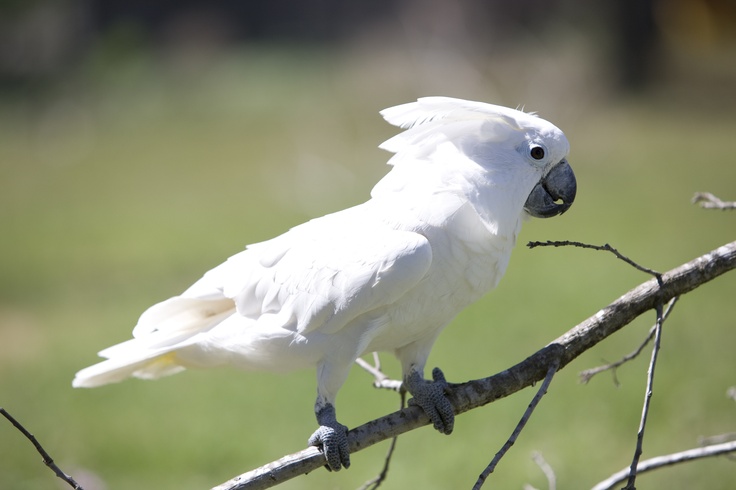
[511,118,576,219]
[377,97,576,224]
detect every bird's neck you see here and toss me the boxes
[372,164,525,242]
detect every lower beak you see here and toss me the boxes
[524,160,577,218]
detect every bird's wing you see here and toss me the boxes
[134,210,433,340]
[226,217,433,335]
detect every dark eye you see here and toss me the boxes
[530,146,545,160]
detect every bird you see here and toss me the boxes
[73,96,576,472]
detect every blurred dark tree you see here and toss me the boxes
[0,0,734,93]
[90,0,399,42]
[614,0,659,91]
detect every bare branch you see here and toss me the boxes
[529,451,557,490]
[692,192,736,210]
[355,354,403,393]
[527,241,661,278]
[579,297,678,385]
[1,408,85,490]
[357,390,406,490]
[699,432,736,446]
[592,440,736,490]
[579,331,653,387]
[472,358,560,490]
[353,353,405,488]
[212,240,736,490]
[623,303,665,489]
[727,386,736,402]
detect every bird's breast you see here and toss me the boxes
[366,199,515,351]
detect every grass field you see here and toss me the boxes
[1,45,735,489]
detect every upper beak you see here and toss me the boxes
[524,160,577,218]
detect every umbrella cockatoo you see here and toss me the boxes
[73,97,576,471]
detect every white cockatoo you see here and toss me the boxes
[73,97,576,471]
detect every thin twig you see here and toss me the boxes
[692,192,736,210]
[355,353,404,489]
[699,431,736,462]
[355,354,403,392]
[472,357,561,490]
[623,303,665,489]
[592,440,736,490]
[530,451,556,490]
[527,241,661,278]
[579,297,679,385]
[355,352,383,378]
[699,432,736,446]
[727,386,736,402]
[1,408,85,490]
[530,237,669,488]
[357,390,406,490]
[580,338,652,387]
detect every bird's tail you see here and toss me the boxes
[72,348,185,388]
[73,296,236,388]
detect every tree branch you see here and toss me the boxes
[212,240,736,490]
[692,192,736,210]
[623,303,665,489]
[355,353,403,392]
[524,452,557,490]
[357,390,405,490]
[591,440,736,490]
[472,358,560,490]
[527,241,661,277]
[1,408,84,490]
[579,297,678,385]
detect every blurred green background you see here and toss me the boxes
[1,2,735,489]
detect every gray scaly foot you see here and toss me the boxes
[307,403,350,471]
[405,367,454,434]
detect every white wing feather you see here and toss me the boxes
[211,211,433,335]
[73,204,433,386]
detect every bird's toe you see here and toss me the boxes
[406,367,455,435]
[308,422,350,471]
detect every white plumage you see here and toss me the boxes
[73,97,576,471]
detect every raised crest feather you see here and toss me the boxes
[379,96,533,129]
[378,97,531,162]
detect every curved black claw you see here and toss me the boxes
[406,367,455,435]
[308,404,350,471]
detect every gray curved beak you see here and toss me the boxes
[524,160,577,218]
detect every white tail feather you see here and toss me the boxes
[72,348,185,387]
[73,296,236,388]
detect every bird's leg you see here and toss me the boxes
[404,366,455,434]
[307,397,350,471]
